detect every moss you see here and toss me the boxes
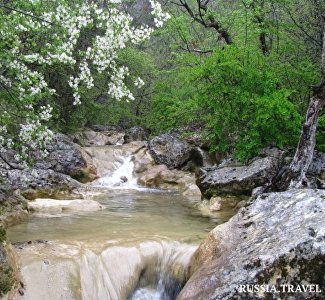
[0,227,6,243]
[0,264,14,296]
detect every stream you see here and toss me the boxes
[6,147,235,300]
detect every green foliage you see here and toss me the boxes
[0,227,6,243]
[150,46,303,160]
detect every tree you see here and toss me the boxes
[173,0,232,45]
[274,21,325,190]
[0,0,169,161]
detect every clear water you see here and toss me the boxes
[6,146,236,300]
[7,190,228,244]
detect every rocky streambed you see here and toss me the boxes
[0,127,324,299]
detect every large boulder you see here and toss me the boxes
[124,126,148,143]
[39,134,97,182]
[179,189,325,300]
[138,164,200,196]
[148,134,194,169]
[0,133,96,201]
[198,156,281,197]
[6,168,81,200]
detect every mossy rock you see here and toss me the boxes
[0,226,6,243]
[0,263,14,296]
[0,244,14,296]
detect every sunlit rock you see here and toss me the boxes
[27,199,103,213]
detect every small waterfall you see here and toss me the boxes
[79,242,196,300]
[92,155,139,189]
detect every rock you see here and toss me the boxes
[138,165,168,187]
[120,176,128,183]
[1,133,97,185]
[192,148,215,168]
[148,134,193,169]
[27,198,103,213]
[208,196,242,212]
[133,147,155,174]
[308,151,325,180]
[124,127,148,143]
[83,129,125,146]
[0,243,15,297]
[138,164,198,193]
[182,184,202,198]
[196,195,246,219]
[6,168,81,200]
[179,189,325,300]
[170,126,210,149]
[84,142,146,177]
[0,191,28,227]
[43,134,97,183]
[198,156,281,197]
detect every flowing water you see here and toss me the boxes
[6,145,236,300]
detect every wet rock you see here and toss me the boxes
[120,176,128,183]
[133,147,155,174]
[138,164,199,194]
[124,127,148,143]
[179,189,325,300]
[27,198,103,213]
[197,156,281,197]
[138,165,168,187]
[192,147,215,168]
[182,184,202,198]
[148,134,193,169]
[84,141,146,177]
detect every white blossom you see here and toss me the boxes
[0,1,169,158]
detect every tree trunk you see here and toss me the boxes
[288,96,325,188]
[273,23,325,190]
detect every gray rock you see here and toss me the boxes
[6,168,81,200]
[39,134,97,182]
[83,129,125,146]
[0,133,97,199]
[148,134,193,169]
[309,151,325,180]
[197,157,280,197]
[179,189,325,300]
[124,126,148,143]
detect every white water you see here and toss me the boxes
[92,155,139,189]
[7,144,236,300]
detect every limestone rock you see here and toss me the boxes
[124,127,148,143]
[43,134,97,182]
[179,189,325,300]
[198,156,280,197]
[148,134,193,169]
[27,198,103,213]
[138,164,198,193]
